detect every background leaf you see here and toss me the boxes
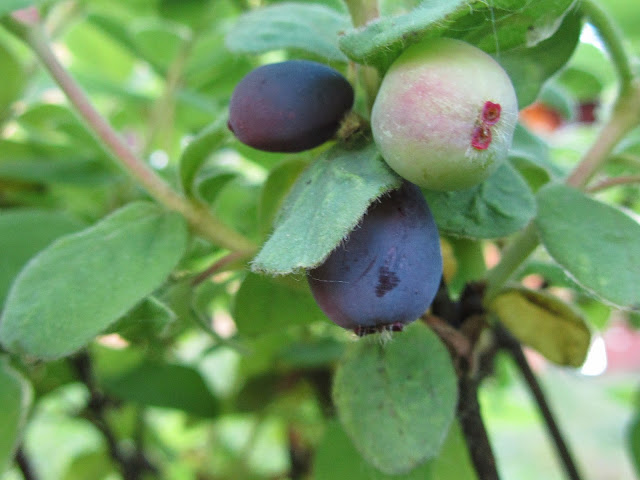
[489,287,591,367]
[0,357,32,474]
[333,322,458,474]
[535,184,640,309]
[252,140,401,274]
[232,273,326,336]
[0,209,85,305]
[226,3,350,62]
[423,162,536,239]
[101,361,219,417]
[0,202,188,359]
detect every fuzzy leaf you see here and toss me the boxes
[0,202,188,359]
[423,162,536,239]
[333,322,458,474]
[252,140,401,274]
[0,357,32,473]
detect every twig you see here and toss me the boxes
[15,447,38,480]
[457,373,501,480]
[494,325,584,480]
[70,352,158,480]
[586,174,640,192]
[191,250,249,286]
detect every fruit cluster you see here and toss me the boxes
[228,38,517,335]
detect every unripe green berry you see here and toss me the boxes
[371,37,518,191]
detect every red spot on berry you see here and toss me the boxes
[471,125,492,150]
[482,101,501,125]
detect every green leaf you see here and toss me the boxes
[0,39,24,118]
[489,287,591,367]
[535,184,640,308]
[338,0,469,70]
[101,361,219,417]
[252,140,401,274]
[226,3,350,62]
[232,273,326,336]
[179,119,229,197]
[0,209,85,306]
[333,322,458,475]
[314,420,477,480]
[0,357,32,474]
[630,413,640,477]
[423,162,536,239]
[258,158,307,237]
[498,9,582,107]
[131,19,189,70]
[0,202,188,359]
[107,296,176,341]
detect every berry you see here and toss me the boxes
[371,37,518,191]
[228,60,354,153]
[307,182,442,335]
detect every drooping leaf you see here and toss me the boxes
[252,140,401,274]
[489,287,591,367]
[0,209,85,305]
[423,162,536,239]
[232,273,326,336]
[498,9,582,107]
[535,184,640,309]
[333,322,458,475]
[101,361,219,417]
[226,3,350,62]
[0,202,188,359]
[0,357,32,474]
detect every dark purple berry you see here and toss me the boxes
[307,182,443,335]
[228,60,354,153]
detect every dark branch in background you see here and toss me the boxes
[494,325,584,480]
[70,352,158,480]
[457,374,501,480]
[15,447,38,480]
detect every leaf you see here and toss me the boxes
[252,140,401,274]
[0,357,32,474]
[0,39,24,117]
[0,209,85,305]
[101,361,219,417]
[107,296,176,341]
[226,3,350,62]
[0,202,189,359]
[535,184,640,308]
[498,9,582,107]
[338,0,469,70]
[179,119,228,197]
[131,19,189,70]
[423,162,536,239]
[314,420,477,480]
[489,287,591,367]
[258,158,308,237]
[333,322,458,475]
[232,273,326,336]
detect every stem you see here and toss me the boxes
[483,222,539,304]
[580,0,634,90]
[16,447,38,480]
[495,326,584,480]
[191,250,250,286]
[12,20,256,254]
[457,374,501,480]
[586,174,640,192]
